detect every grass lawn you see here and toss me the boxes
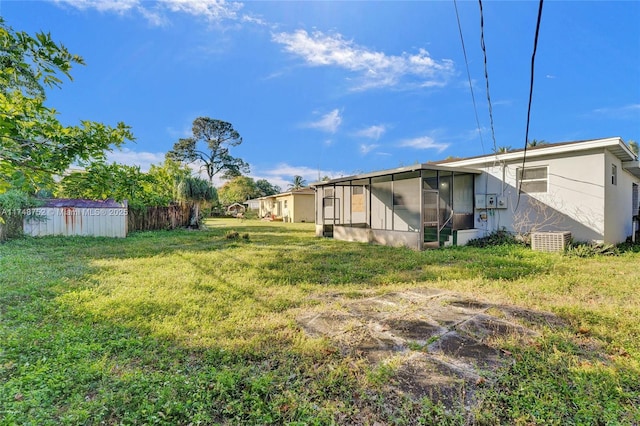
[1,218,639,425]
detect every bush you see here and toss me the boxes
[224,230,250,241]
[0,190,43,240]
[564,242,619,258]
[467,229,524,248]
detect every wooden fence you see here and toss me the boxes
[128,205,190,232]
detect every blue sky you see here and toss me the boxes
[3,0,639,188]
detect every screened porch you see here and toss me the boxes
[312,164,482,250]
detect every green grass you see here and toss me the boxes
[1,219,639,425]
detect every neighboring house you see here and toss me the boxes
[23,198,128,238]
[244,198,260,211]
[311,137,640,250]
[226,202,246,217]
[259,188,315,223]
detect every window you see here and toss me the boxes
[517,166,548,193]
[611,164,617,186]
[323,187,334,207]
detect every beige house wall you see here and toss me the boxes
[259,190,315,223]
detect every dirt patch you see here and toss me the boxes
[297,288,564,410]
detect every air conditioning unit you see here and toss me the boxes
[531,231,571,252]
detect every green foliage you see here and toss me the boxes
[166,117,249,184]
[218,175,258,206]
[527,139,548,148]
[288,175,307,191]
[57,159,191,209]
[0,18,134,193]
[466,229,523,248]
[0,221,638,424]
[0,189,42,239]
[175,176,217,227]
[146,158,192,203]
[565,241,620,258]
[255,179,281,197]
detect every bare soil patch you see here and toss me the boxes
[298,288,563,410]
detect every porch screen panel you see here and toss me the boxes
[452,174,474,230]
[351,185,366,224]
[371,177,392,230]
[439,172,453,228]
[393,177,420,232]
[340,185,351,225]
[323,187,337,222]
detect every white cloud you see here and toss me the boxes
[355,124,386,140]
[161,0,242,22]
[272,29,454,90]
[53,0,139,13]
[52,0,251,25]
[306,109,342,134]
[398,136,449,152]
[106,148,166,171]
[359,143,379,154]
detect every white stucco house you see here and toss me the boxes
[312,137,640,250]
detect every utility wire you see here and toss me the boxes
[515,0,544,211]
[478,0,498,155]
[453,0,486,156]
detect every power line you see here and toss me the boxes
[515,0,545,211]
[478,0,498,154]
[453,0,486,156]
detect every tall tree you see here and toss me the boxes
[0,18,133,193]
[146,158,192,203]
[495,146,511,153]
[255,179,280,197]
[58,162,152,206]
[288,175,306,191]
[218,176,258,206]
[167,117,249,185]
[629,140,638,157]
[175,176,217,227]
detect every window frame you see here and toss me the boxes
[517,166,548,193]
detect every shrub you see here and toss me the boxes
[0,190,43,240]
[225,230,240,240]
[224,230,250,241]
[466,229,524,248]
[564,242,619,258]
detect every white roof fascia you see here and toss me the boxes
[443,137,634,168]
[622,161,640,179]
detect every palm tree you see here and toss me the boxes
[527,139,547,148]
[175,176,217,227]
[288,175,306,191]
[496,146,511,153]
[629,140,638,157]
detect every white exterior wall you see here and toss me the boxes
[605,151,637,243]
[472,150,607,242]
[24,207,127,238]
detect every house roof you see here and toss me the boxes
[310,163,481,187]
[434,137,637,167]
[226,202,245,209]
[258,188,315,200]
